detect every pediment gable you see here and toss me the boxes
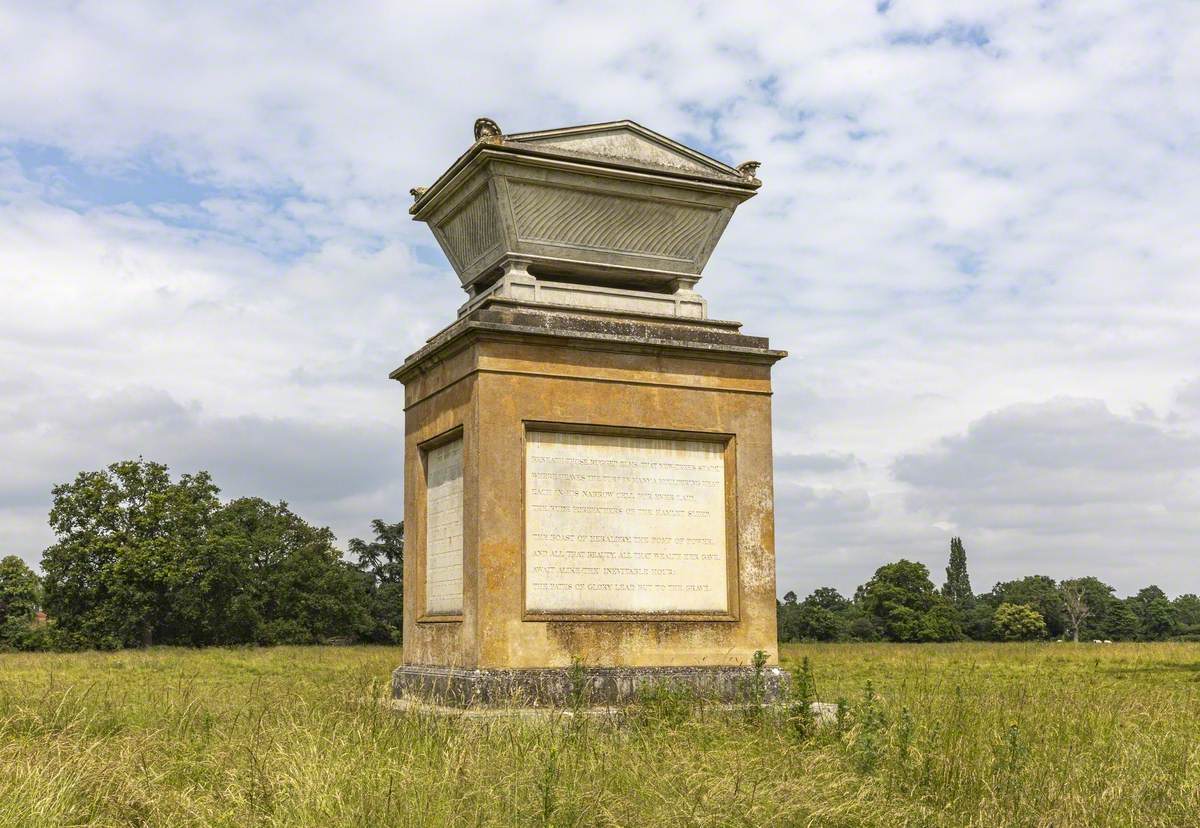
[506,121,741,179]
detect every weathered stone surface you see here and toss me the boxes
[393,664,788,707]
[811,701,839,726]
[396,304,783,673]
[392,119,785,708]
[504,122,746,179]
[460,273,708,320]
[408,120,760,302]
[391,302,782,388]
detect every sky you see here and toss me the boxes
[1,1,1198,599]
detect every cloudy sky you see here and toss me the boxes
[2,1,1198,598]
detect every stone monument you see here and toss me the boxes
[391,118,787,706]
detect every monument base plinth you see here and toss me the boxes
[392,664,789,708]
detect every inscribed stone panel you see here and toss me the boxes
[525,430,728,614]
[425,438,464,615]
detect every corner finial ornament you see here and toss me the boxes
[474,117,503,143]
[409,186,428,202]
[736,160,762,181]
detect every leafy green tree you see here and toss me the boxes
[41,459,220,649]
[1134,585,1168,604]
[987,576,1065,638]
[1105,599,1140,641]
[0,556,43,647]
[350,519,404,643]
[919,598,964,642]
[209,498,372,645]
[1130,586,1175,640]
[793,603,844,641]
[805,587,849,613]
[941,537,974,612]
[1172,594,1200,636]
[38,460,375,650]
[1077,577,1121,638]
[0,555,41,624]
[857,560,961,642]
[847,615,881,641]
[172,497,270,645]
[777,586,859,642]
[992,602,1048,641]
[961,602,996,640]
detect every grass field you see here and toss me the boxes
[1,643,1198,827]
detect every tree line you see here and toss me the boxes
[778,537,1200,643]
[0,459,403,651]
[6,461,1198,651]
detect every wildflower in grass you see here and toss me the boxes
[995,722,1027,777]
[851,680,887,774]
[789,656,817,740]
[743,649,771,716]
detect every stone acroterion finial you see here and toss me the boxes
[736,160,761,181]
[474,117,503,143]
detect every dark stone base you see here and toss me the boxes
[392,664,789,708]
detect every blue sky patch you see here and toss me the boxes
[7,142,219,209]
[889,22,991,49]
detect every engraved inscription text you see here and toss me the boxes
[525,430,728,614]
[425,438,464,615]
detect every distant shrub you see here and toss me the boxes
[257,619,316,646]
[0,618,52,652]
[847,616,881,642]
[993,603,1048,641]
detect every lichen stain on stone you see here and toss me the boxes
[738,488,775,591]
[542,619,749,668]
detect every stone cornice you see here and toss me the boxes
[390,307,786,386]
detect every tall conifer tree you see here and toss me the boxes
[942,536,974,610]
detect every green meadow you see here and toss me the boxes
[1,643,1198,827]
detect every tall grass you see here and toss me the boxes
[0,643,1197,826]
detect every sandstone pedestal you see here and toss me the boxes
[391,120,786,707]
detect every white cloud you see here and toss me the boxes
[0,384,402,556]
[892,398,1200,591]
[0,1,1198,597]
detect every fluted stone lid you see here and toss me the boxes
[410,119,761,304]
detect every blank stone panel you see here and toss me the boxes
[525,430,728,615]
[425,438,464,615]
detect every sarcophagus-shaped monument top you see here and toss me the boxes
[409,118,762,319]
